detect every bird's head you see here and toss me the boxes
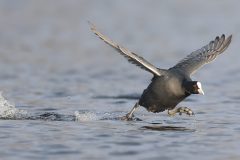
[184,81,204,95]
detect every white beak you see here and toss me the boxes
[198,88,205,95]
[197,82,204,95]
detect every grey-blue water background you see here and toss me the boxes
[0,1,239,160]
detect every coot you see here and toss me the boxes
[91,24,232,120]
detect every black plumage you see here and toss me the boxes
[90,23,232,120]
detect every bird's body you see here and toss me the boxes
[139,70,190,113]
[90,23,232,120]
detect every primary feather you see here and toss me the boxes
[170,34,232,75]
[90,23,165,76]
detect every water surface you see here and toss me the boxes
[0,1,240,160]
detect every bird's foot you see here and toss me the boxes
[177,107,194,116]
[121,111,136,121]
[120,113,142,121]
[168,107,194,116]
[121,102,141,121]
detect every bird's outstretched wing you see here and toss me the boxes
[90,23,164,76]
[170,34,232,76]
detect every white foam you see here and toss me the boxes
[74,111,98,121]
[0,92,27,119]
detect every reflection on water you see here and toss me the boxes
[141,125,195,132]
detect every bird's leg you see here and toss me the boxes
[168,107,194,116]
[121,102,140,121]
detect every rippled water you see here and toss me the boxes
[0,1,240,160]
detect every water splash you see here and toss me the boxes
[74,110,126,121]
[74,110,98,121]
[0,92,27,119]
[0,92,136,121]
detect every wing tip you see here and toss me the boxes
[214,34,232,52]
[227,34,233,42]
[88,21,99,37]
[88,20,95,30]
[223,34,233,47]
[217,34,232,41]
[220,34,232,41]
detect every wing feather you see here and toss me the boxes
[90,23,164,76]
[170,34,232,75]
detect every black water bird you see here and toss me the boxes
[90,24,232,120]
